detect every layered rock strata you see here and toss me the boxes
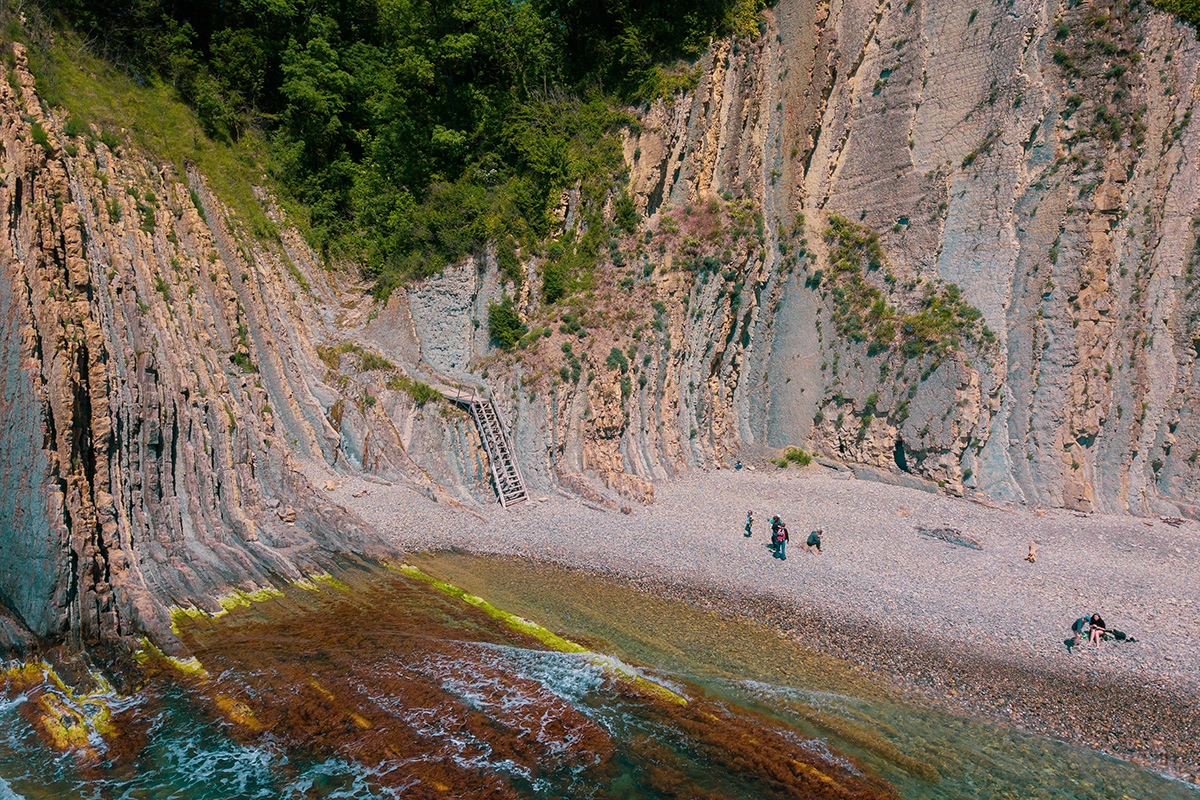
[0,45,397,658]
[5,0,1200,658]
[431,0,1200,517]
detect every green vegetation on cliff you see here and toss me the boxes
[1150,0,1200,29]
[20,0,766,296]
[819,215,994,359]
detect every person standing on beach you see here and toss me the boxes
[745,511,754,538]
[774,524,789,560]
[770,516,782,553]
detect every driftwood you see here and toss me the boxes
[916,526,983,551]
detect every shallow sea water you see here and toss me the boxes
[0,553,1194,799]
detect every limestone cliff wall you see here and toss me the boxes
[415,0,1200,518]
[0,45,410,658]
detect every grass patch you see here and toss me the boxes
[29,120,52,153]
[317,341,394,372]
[822,215,993,359]
[774,446,812,468]
[385,375,438,407]
[27,35,276,239]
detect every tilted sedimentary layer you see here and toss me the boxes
[0,44,395,658]
[453,0,1200,518]
[3,0,1200,657]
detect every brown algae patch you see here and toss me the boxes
[160,559,898,798]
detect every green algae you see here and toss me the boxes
[2,662,119,750]
[310,572,351,592]
[169,583,304,634]
[137,639,210,680]
[392,562,688,705]
[219,586,285,610]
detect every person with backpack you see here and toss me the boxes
[774,523,789,560]
[745,510,754,538]
[769,516,782,553]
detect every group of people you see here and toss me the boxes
[744,511,822,560]
[1070,613,1107,648]
[1067,612,1135,652]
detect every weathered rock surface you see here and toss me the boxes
[439,0,1200,517]
[0,45,396,658]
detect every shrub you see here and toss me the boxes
[615,190,640,233]
[496,237,523,286]
[783,446,812,466]
[542,259,568,304]
[488,296,526,350]
[230,352,257,373]
[30,122,53,154]
[606,347,629,373]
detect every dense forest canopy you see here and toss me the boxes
[38,0,766,294]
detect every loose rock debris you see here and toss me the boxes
[916,526,983,550]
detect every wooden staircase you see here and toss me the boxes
[445,386,527,508]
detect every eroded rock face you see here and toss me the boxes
[779,0,1200,516]
[427,0,1200,517]
[0,44,397,659]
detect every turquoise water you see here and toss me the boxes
[0,687,399,799]
[1,554,1196,799]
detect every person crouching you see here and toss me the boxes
[804,529,822,554]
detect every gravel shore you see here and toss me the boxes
[317,464,1200,784]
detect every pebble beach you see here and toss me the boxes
[320,463,1200,785]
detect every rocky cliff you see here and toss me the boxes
[4,0,1200,657]
[0,43,402,659]
[458,0,1200,519]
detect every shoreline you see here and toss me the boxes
[608,566,1200,787]
[324,464,1200,786]
[402,549,1200,788]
